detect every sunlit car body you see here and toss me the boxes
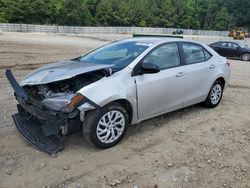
[6,38,230,154]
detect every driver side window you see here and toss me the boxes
[143,43,181,70]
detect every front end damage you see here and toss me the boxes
[6,67,107,155]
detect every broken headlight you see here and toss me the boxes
[42,93,85,113]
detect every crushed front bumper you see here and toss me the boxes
[6,69,81,155]
[12,101,81,155]
[12,112,64,155]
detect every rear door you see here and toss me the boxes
[180,42,215,106]
[135,43,186,120]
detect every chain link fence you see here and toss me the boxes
[0,23,229,37]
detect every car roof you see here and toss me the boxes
[214,41,235,43]
[119,37,201,45]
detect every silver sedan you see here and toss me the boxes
[6,38,231,154]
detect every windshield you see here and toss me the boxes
[80,41,150,71]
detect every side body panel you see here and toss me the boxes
[78,40,230,125]
[183,57,219,106]
[135,66,186,120]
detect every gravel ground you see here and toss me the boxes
[0,32,250,188]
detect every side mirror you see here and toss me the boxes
[141,63,160,74]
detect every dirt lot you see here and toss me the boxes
[0,32,250,188]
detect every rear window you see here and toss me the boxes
[182,43,212,64]
[213,42,221,46]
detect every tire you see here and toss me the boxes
[82,102,129,149]
[242,53,250,61]
[204,80,224,108]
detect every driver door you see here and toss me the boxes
[135,43,187,120]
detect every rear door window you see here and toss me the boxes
[182,43,206,64]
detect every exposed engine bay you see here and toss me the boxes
[23,70,107,102]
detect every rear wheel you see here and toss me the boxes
[242,53,250,61]
[82,103,129,149]
[204,80,224,108]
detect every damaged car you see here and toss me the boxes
[6,38,230,155]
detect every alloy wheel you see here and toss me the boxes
[96,110,125,144]
[210,84,222,105]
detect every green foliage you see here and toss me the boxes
[228,0,250,29]
[0,0,249,30]
[0,0,5,22]
[59,0,92,26]
[213,7,230,30]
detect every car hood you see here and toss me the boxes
[20,60,113,86]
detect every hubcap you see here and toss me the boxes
[210,84,222,105]
[243,54,250,61]
[96,110,125,144]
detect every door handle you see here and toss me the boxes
[176,72,185,77]
[209,64,216,69]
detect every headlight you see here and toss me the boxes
[42,93,85,113]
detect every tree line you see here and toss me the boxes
[0,0,249,30]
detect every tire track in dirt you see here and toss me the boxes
[228,84,250,90]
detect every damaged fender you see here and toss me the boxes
[77,69,139,124]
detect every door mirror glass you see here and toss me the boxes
[141,63,160,74]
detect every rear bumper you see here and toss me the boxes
[12,112,63,155]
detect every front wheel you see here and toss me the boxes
[204,80,224,108]
[82,103,129,149]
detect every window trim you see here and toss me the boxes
[132,42,183,76]
[180,42,213,65]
